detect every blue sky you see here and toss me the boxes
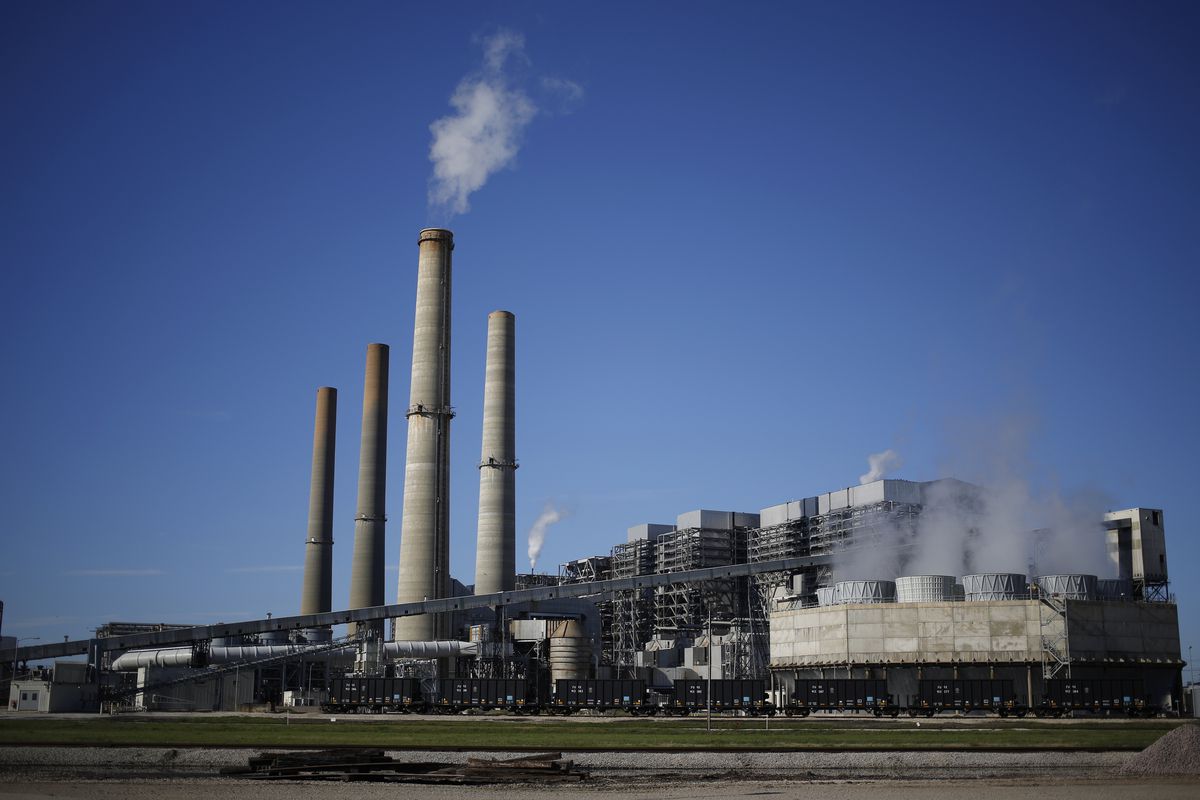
[2,1,1197,670]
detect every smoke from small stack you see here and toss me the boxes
[300,386,336,617]
[348,344,388,638]
[527,503,566,572]
[860,449,901,484]
[474,310,517,595]
[396,229,454,641]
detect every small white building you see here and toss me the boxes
[8,661,98,713]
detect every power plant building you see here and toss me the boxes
[8,228,1184,715]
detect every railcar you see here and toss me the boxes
[667,679,772,715]
[1036,678,1148,717]
[786,679,897,717]
[322,676,423,713]
[911,679,1023,717]
[552,679,649,714]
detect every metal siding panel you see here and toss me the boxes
[851,481,885,507]
[760,504,789,527]
[733,512,760,528]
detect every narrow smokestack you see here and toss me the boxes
[349,343,389,638]
[396,229,454,641]
[474,311,516,595]
[300,386,336,617]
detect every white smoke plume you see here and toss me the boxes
[860,449,901,484]
[527,502,566,572]
[428,30,537,215]
[833,417,1115,583]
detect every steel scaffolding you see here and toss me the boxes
[609,539,656,672]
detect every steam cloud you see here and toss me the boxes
[426,31,537,215]
[834,418,1115,583]
[860,449,901,484]
[527,502,566,572]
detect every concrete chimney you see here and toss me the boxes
[474,311,516,595]
[396,229,454,641]
[300,386,336,616]
[349,343,389,638]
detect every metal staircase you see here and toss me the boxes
[1039,594,1071,680]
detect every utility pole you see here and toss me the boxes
[706,606,713,733]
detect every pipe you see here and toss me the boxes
[396,229,454,641]
[474,311,517,596]
[349,344,389,638]
[110,641,479,671]
[300,387,337,616]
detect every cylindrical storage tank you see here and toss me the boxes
[962,573,1026,601]
[1037,574,1098,600]
[895,575,957,603]
[816,587,836,606]
[548,620,591,682]
[301,627,333,643]
[832,580,896,604]
[1097,578,1132,599]
[260,630,289,644]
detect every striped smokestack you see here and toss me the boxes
[396,228,454,641]
[348,343,389,638]
[300,386,336,617]
[474,311,516,595]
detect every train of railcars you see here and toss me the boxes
[322,675,1158,716]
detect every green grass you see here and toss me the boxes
[0,716,1179,751]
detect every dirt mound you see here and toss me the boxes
[1120,723,1200,776]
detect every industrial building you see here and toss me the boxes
[3,228,1184,714]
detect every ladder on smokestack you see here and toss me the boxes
[1038,594,1071,680]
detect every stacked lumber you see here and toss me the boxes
[221,749,588,784]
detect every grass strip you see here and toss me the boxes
[0,717,1174,751]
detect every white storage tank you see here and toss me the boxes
[962,573,1027,601]
[832,580,896,604]
[816,587,837,606]
[895,575,957,603]
[1036,574,1099,601]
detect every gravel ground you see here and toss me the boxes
[2,745,1196,800]
[1,777,1199,800]
[1119,723,1200,775]
[0,745,1130,780]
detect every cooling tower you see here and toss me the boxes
[833,580,896,604]
[1036,574,1099,601]
[300,386,336,617]
[396,229,455,641]
[895,575,957,603]
[961,573,1026,601]
[348,344,389,638]
[474,310,517,596]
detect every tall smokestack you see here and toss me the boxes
[300,386,336,617]
[349,343,389,638]
[474,311,516,595]
[396,229,454,641]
